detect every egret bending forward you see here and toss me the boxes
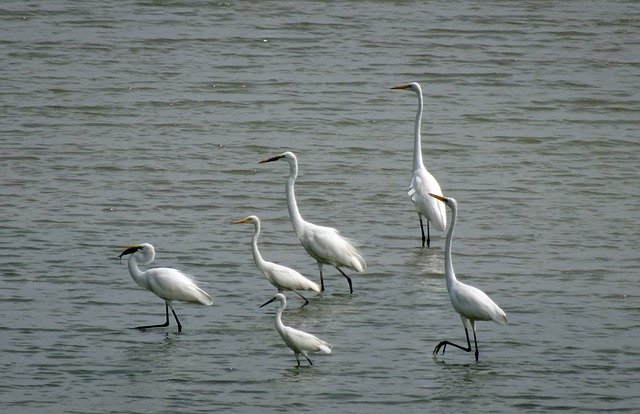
[233,215,320,307]
[260,151,366,294]
[429,194,507,361]
[260,293,332,366]
[119,243,213,332]
[392,82,446,247]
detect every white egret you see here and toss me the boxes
[429,194,507,361]
[233,215,321,307]
[118,243,213,333]
[259,151,366,294]
[392,82,446,247]
[260,293,332,366]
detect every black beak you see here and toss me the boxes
[259,155,284,164]
[259,296,277,308]
[118,245,142,261]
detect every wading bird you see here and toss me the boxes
[260,293,332,366]
[392,82,446,247]
[259,151,366,294]
[118,243,213,333]
[233,215,320,307]
[429,194,507,361]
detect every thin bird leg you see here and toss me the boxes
[318,262,325,292]
[304,356,313,366]
[471,321,479,361]
[135,303,170,330]
[433,322,472,357]
[170,307,182,333]
[419,214,426,247]
[295,353,301,366]
[293,290,310,308]
[426,220,431,247]
[335,267,354,294]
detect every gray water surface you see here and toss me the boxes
[1,1,639,412]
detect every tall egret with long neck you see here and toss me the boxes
[260,293,332,366]
[392,82,446,247]
[429,194,507,361]
[259,151,366,294]
[118,243,213,332]
[233,215,320,307]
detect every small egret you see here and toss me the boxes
[259,151,366,294]
[233,215,320,307]
[392,82,446,247]
[118,243,213,333]
[260,293,332,366]
[429,194,507,361]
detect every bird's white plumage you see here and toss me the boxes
[119,243,212,332]
[430,194,506,360]
[261,293,331,365]
[393,82,447,245]
[260,151,365,293]
[234,215,320,293]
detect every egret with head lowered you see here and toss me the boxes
[429,194,507,361]
[118,243,213,332]
[259,151,366,294]
[392,82,446,247]
[260,293,332,366]
[233,215,320,307]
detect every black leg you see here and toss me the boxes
[318,263,325,292]
[293,290,310,308]
[433,325,472,356]
[472,322,479,361]
[336,267,353,294]
[295,353,301,366]
[135,303,170,330]
[305,356,313,366]
[419,215,426,247]
[426,220,431,247]
[170,307,182,333]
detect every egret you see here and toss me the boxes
[259,151,366,294]
[260,293,332,366]
[118,243,213,333]
[391,82,446,247]
[429,194,507,361]
[233,215,320,307]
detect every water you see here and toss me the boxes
[1,1,639,412]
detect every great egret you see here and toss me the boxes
[118,243,213,333]
[259,151,366,294]
[233,215,321,307]
[260,293,332,366]
[392,82,446,247]
[429,194,507,361]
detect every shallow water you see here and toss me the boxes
[1,1,639,412]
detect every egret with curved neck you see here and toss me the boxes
[429,194,507,361]
[260,293,332,366]
[392,82,446,247]
[118,243,213,332]
[233,215,320,307]
[259,151,366,294]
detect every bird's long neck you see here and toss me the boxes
[127,256,150,290]
[444,203,458,291]
[285,159,305,237]
[250,222,267,268]
[413,90,425,171]
[274,301,286,335]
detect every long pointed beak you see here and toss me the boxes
[429,193,447,202]
[259,154,284,164]
[118,245,142,259]
[259,296,277,308]
[391,84,410,90]
[233,217,250,224]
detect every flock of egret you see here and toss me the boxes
[117,82,507,364]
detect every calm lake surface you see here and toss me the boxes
[1,1,639,412]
